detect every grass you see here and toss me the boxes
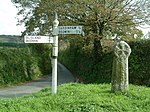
[0,83,150,112]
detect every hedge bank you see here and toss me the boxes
[59,39,150,86]
[0,44,52,86]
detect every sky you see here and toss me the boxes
[0,0,149,36]
[138,24,150,35]
[0,0,25,35]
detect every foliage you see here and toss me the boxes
[0,43,25,48]
[140,0,150,25]
[12,0,146,67]
[0,47,42,86]
[0,35,20,43]
[59,37,112,83]
[27,44,52,75]
[0,83,150,112]
[0,35,24,48]
[0,44,52,86]
[59,39,150,86]
[129,40,150,86]
[12,0,146,39]
[0,34,52,87]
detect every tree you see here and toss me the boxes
[12,0,149,61]
[140,0,150,25]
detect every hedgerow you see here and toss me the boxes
[59,38,150,86]
[0,44,52,86]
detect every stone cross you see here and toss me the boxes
[111,40,131,92]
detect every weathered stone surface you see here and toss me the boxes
[111,40,131,92]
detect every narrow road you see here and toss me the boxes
[0,63,75,98]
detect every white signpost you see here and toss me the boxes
[51,13,83,94]
[51,12,59,94]
[24,36,53,43]
[24,12,83,94]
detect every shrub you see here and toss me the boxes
[0,47,42,85]
[59,38,150,86]
[27,44,52,75]
[0,42,52,86]
[59,37,112,83]
[129,40,150,86]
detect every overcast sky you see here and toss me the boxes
[0,0,149,36]
[0,0,25,35]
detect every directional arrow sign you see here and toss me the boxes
[24,36,53,43]
[58,26,82,34]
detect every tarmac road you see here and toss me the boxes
[0,62,75,98]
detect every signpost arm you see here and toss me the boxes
[51,12,59,94]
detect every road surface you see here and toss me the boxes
[0,63,75,98]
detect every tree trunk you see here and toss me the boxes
[92,21,103,63]
[93,37,103,63]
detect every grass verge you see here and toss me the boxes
[0,83,150,112]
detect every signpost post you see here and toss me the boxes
[51,12,59,94]
[24,12,83,94]
[51,12,82,94]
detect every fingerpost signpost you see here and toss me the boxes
[24,12,83,94]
